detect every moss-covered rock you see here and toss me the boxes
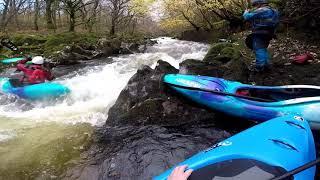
[213,47,241,63]
[44,33,99,56]
[203,42,242,64]
[12,34,47,46]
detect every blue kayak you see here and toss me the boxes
[154,115,316,180]
[0,78,70,100]
[164,74,320,129]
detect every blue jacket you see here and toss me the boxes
[243,6,279,32]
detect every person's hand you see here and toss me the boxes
[168,165,193,180]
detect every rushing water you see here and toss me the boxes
[0,37,209,178]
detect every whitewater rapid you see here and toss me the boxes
[0,37,209,141]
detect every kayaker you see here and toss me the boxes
[243,0,279,72]
[16,56,54,86]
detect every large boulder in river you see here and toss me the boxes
[107,60,221,127]
[97,38,122,56]
[119,43,147,54]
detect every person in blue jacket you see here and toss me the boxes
[243,0,279,72]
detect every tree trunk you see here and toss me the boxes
[34,0,40,30]
[87,0,99,33]
[46,0,54,29]
[181,11,200,31]
[58,9,62,28]
[110,17,116,35]
[1,0,9,31]
[52,0,58,29]
[1,0,10,31]
[69,10,75,32]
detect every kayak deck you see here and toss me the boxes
[163,74,320,129]
[154,115,316,180]
[0,78,70,100]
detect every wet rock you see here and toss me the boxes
[63,125,232,180]
[97,38,121,56]
[50,38,156,66]
[107,60,219,127]
[120,43,147,54]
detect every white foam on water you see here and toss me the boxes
[0,130,15,142]
[0,38,209,126]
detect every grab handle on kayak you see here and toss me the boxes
[285,121,306,130]
[269,139,298,152]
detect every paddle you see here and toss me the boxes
[164,82,274,102]
[271,157,320,180]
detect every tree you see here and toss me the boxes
[0,0,27,31]
[34,0,40,30]
[80,0,100,32]
[45,0,55,30]
[107,0,130,35]
[161,0,247,32]
[62,0,94,32]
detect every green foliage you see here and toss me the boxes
[44,32,100,56]
[118,32,146,44]
[12,34,47,46]
[45,33,98,48]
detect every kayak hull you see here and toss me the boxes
[0,78,70,100]
[164,74,320,129]
[154,115,316,180]
[1,57,25,64]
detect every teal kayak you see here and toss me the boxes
[1,57,25,64]
[154,115,316,180]
[0,78,70,100]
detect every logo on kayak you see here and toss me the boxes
[175,79,202,88]
[205,141,232,152]
[294,116,304,122]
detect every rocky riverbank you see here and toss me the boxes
[0,33,157,68]
[61,34,320,179]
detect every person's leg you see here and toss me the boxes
[253,34,270,71]
[255,48,269,70]
[9,79,23,87]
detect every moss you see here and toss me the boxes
[118,32,146,44]
[43,32,100,55]
[213,47,241,63]
[12,34,47,46]
[203,42,234,62]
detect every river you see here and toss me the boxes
[0,37,209,179]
